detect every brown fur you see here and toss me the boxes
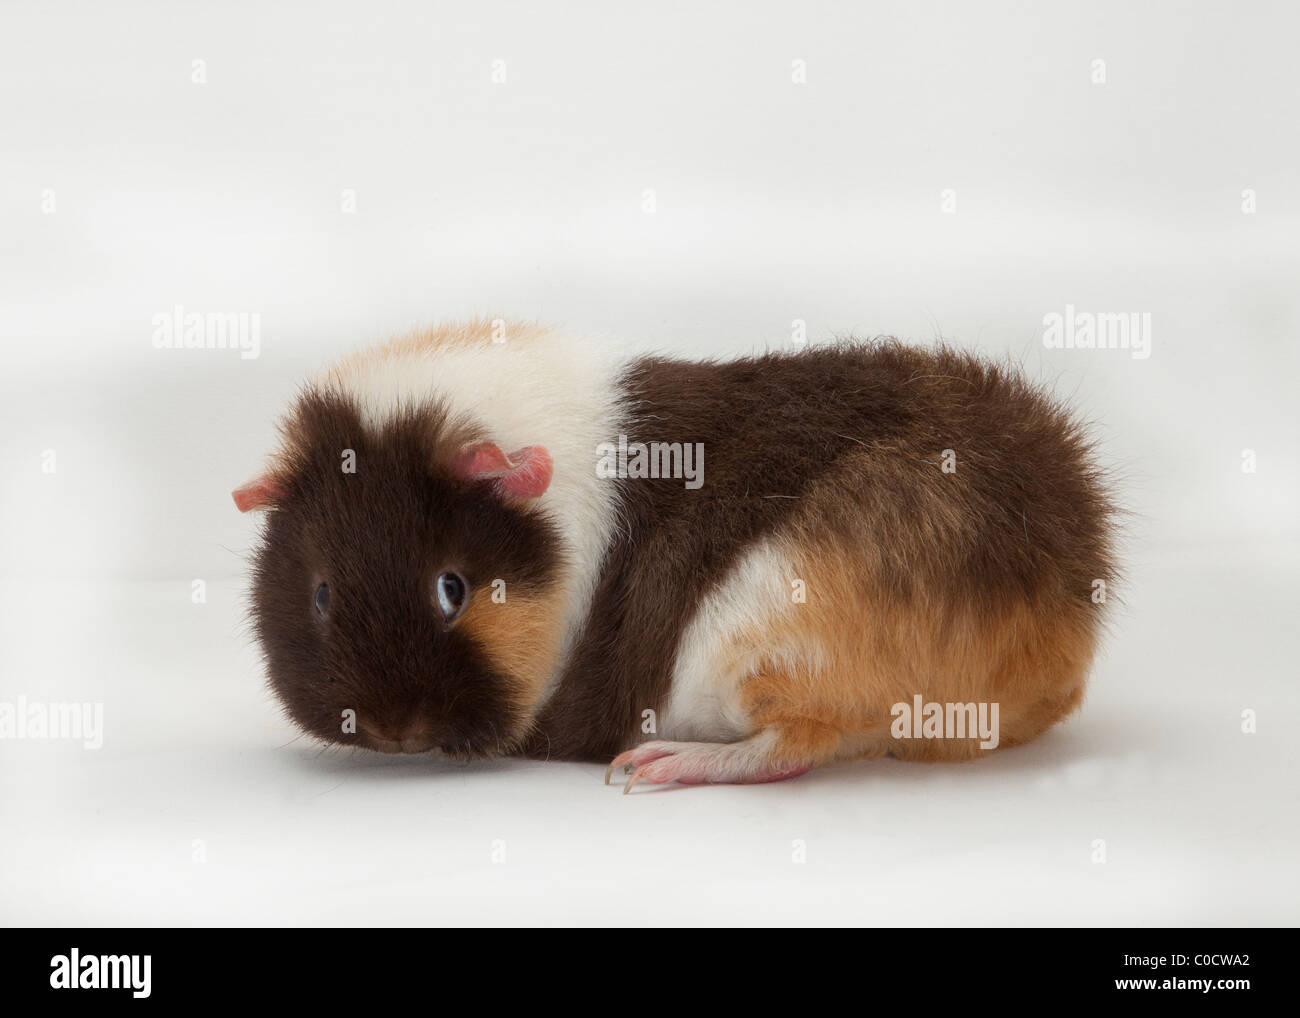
[529,340,1115,762]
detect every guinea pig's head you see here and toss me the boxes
[234,388,566,759]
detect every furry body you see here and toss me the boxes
[242,321,1115,786]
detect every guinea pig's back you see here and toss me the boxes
[802,341,1116,607]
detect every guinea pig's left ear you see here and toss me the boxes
[231,475,286,512]
[450,442,553,499]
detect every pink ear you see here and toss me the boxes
[450,442,553,499]
[232,475,285,513]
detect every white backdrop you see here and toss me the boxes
[2,1,1297,926]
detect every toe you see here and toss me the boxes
[605,741,678,785]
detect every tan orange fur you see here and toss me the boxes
[459,582,569,720]
[730,441,1105,768]
[325,317,553,385]
[734,552,1098,767]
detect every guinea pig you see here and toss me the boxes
[234,319,1116,791]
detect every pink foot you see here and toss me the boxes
[604,737,813,793]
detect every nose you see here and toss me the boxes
[360,719,436,754]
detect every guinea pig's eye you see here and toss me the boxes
[314,582,330,618]
[435,571,468,622]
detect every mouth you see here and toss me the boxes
[357,720,440,755]
[352,720,504,760]
[365,736,439,755]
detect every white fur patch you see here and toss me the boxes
[657,539,809,743]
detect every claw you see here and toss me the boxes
[624,770,645,795]
[602,762,632,785]
[604,748,639,786]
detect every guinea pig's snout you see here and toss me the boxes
[359,719,437,755]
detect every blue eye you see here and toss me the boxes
[435,572,468,621]
[314,583,330,617]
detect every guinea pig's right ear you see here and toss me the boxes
[232,475,286,513]
[450,442,553,499]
